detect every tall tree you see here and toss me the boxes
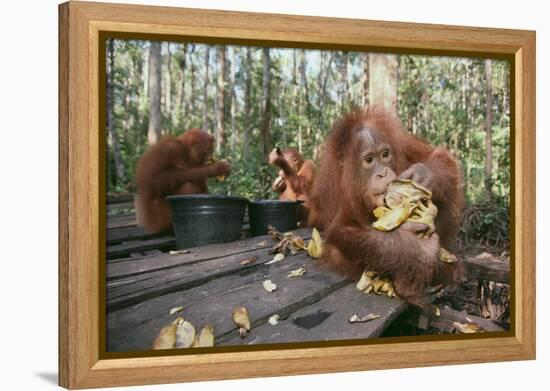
[106,39,124,186]
[299,50,311,116]
[216,45,226,154]
[176,43,188,128]
[242,48,252,161]
[140,47,149,113]
[260,47,272,159]
[484,59,493,201]
[147,41,162,145]
[299,49,312,140]
[202,47,210,130]
[318,51,325,110]
[187,44,196,127]
[292,49,302,151]
[369,53,397,112]
[318,53,334,132]
[361,53,369,107]
[339,51,349,110]
[229,47,238,153]
[299,49,311,144]
[164,43,172,120]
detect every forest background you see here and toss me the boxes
[106,40,510,248]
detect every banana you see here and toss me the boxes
[197,324,215,347]
[232,307,251,330]
[372,278,385,294]
[356,269,373,291]
[152,318,179,350]
[175,318,196,348]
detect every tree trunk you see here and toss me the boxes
[292,49,301,151]
[318,51,325,109]
[319,53,334,131]
[216,45,226,154]
[188,44,196,128]
[176,43,187,128]
[140,46,149,113]
[484,59,493,201]
[260,47,272,159]
[292,49,297,85]
[147,41,162,145]
[369,53,398,113]
[164,43,172,120]
[243,48,252,161]
[202,47,210,131]
[106,39,124,186]
[229,47,238,154]
[361,53,369,107]
[299,49,311,138]
[339,51,349,111]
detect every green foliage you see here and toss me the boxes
[106,40,511,245]
[459,202,510,247]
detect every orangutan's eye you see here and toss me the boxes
[365,156,373,164]
[382,149,390,158]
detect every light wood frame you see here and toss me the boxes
[59,1,536,388]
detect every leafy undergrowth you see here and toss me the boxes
[458,203,510,250]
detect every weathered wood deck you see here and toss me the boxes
[105,195,508,352]
[106,223,407,352]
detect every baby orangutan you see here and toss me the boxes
[135,129,231,234]
[309,107,464,308]
[268,147,316,226]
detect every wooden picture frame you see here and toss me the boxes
[58,1,536,388]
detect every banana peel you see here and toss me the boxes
[355,269,398,298]
[439,247,458,263]
[453,321,484,333]
[372,203,416,231]
[152,318,179,350]
[372,180,437,236]
[232,307,251,338]
[196,324,215,347]
[385,179,432,209]
[307,228,324,258]
[175,318,196,348]
[207,156,226,182]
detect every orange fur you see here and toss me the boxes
[309,107,464,307]
[271,148,317,226]
[135,129,230,234]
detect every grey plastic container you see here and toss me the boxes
[248,200,301,236]
[166,194,249,249]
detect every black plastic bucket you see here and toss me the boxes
[248,200,301,237]
[167,194,249,249]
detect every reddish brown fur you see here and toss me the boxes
[270,148,317,226]
[135,129,231,234]
[309,107,464,307]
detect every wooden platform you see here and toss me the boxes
[106,226,408,352]
[105,196,508,352]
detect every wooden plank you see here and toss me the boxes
[106,234,313,311]
[143,249,163,256]
[412,307,507,333]
[107,252,349,352]
[107,201,135,211]
[108,211,135,219]
[107,193,134,204]
[463,255,509,284]
[107,228,311,280]
[106,215,137,229]
[221,284,407,346]
[107,237,176,260]
[107,225,160,245]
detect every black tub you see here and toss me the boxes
[248,200,302,237]
[166,194,249,249]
